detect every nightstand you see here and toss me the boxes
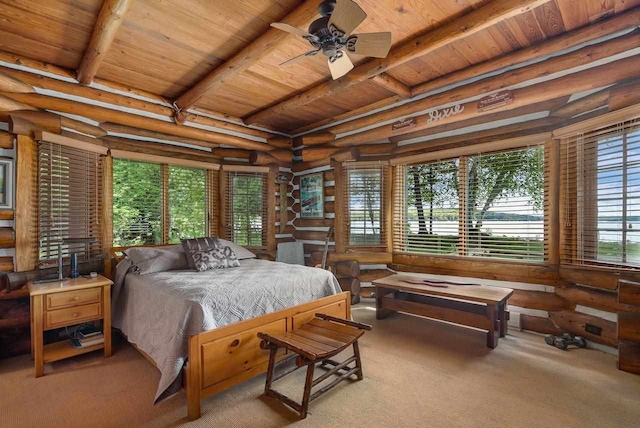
[28,275,113,377]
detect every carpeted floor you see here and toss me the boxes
[1,302,639,428]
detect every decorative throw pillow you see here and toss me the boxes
[190,246,240,272]
[124,245,189,275]
[182,237,222,270]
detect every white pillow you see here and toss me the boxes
[216,238,256,260]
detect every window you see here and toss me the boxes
[112,159,211,246]
[38,142,103,265]
[168,166,206,243]
[113,159,163,246]
[223,171,267,247]
[396,159,459,255]
[394,145,545,262]
[562,122,640,267]
[464,147,544,261]
[345,164,388,246]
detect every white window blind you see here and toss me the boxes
[38,142,103,265]
[113,159,164,246]
[561,120,640,268]
[168,166,207,243]
[345,163,388,247]
[223,171,267,247]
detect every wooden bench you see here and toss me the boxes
[258,314,371,419]
[373,275,513,348]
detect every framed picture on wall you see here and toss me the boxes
[0,158,13,209]
[300,172,324,218]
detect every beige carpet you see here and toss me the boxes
[1,302,639,428]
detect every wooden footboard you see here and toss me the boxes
[186,291,351,420]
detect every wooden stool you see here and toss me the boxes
[258,313,372,419]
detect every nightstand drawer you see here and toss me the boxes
[45,303,102,330]
[46,288,102,310]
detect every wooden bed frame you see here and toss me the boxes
[106,245,351,420]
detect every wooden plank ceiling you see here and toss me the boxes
[0,0,639,134]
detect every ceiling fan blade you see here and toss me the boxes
[328,50,354,80]
[346,32,392,58]
[271,22,317,40]
[280,49,320,66]
[328,0,367,38]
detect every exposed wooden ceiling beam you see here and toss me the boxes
[393,118,562,156]
[0,71,35,94]
[243,0,551,125]
[0,92,273,151]
[103,135,220,159]
[550,88,611,119]
[292,7,640,136]
[608,79,640,111]
[332,54,640,147]
[172,2,319,116]
[100,122,217,148]
[0,49,168,105]
[77,0,135,84]
[391,97,570,144]
[326,29,640,139]
[0,65,274,140]
[370,73,411,98]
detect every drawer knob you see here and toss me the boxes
[230,339,240,347]
[73,296,80,301]
[73,312,79,318]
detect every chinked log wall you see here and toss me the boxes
[289,143,638,354]
[0,129,27,359]
[290,159,393,302]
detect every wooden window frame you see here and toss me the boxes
[111,156,215,246]
[392,137,549,266]
[340,162,391,252]
[220,165,276,252]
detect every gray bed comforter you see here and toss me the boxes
[111,258,341,402]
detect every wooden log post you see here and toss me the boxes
[334,261,361,279]
[8,116,43,137]
[14,135,38,271]
[0,131,14,149]
[338,277,361,305]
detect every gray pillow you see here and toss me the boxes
[190,246,240,272]
[182,237,222,270]
[124,245,188,275]
[216,238,256,260]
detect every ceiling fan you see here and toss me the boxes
[271,0,392,80]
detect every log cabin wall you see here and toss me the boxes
[0,126,26,358]
[1,0,640,368]
[0,111,290,357]
[286,43,640,359]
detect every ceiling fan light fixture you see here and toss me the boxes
[271,0,392,79]
[317,0,336,17]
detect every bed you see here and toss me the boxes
[106,245,350,420]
